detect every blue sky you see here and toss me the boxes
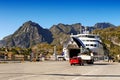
[0,0,120,40]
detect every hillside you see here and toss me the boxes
[93,27,120,59]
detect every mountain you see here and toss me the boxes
[0,21,53,48]
[94,22,116,29]
[0,21,117,48]
[49,23,83,45]
[50,23,83,35]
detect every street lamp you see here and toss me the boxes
[53,46,57,60]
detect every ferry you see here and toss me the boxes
[63,28,104,60]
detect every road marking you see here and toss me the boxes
[8,75,37,80]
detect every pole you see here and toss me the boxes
[54,46,57,60]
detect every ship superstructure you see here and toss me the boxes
[63,27,104,60]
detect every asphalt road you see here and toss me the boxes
[0,61,120,80]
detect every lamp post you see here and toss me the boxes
[53,46,57,60]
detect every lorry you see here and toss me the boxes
[68,37,94,65]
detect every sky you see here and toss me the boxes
[0,0,120,40]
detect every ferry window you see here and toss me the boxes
[80,35,85,37]
[86,44,89,46]
[90,40,94,42]
[83,35,86,37]
[87,35,95,38]
[82,40,85,41]
[90,44,94,46]
[94,44,97,47]
[90,40,98,42]
[89,44,97,47]
[96,36,100,38]
[86,40,89,42]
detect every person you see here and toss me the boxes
[62,52,64,56]
[4,53,7,60]
[90,52,94,57]
[30,52,34,62]
[108,56,113,62]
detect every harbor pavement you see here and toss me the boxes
[0,61,120,80]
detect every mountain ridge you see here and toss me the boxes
[0,21,116,48]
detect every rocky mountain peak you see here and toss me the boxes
[14,21,42,35]
[94,22,116,29]
[23,21,41,28]
[0,21,53,48]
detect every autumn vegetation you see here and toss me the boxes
[93,26,120,61]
